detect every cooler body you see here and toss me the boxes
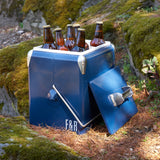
[28,40,137,134]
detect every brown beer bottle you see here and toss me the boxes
[54,28,69,51]
[71,28,86,52]
[85,41,89,50]
[73,23,89,50]
[65,24,75,50]
[42,25,57,49]
[73,24,80,39]
[90,21,105,47]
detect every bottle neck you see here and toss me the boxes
[76,31,85,48]
[56,31,65,46]
[43,28,54,43]
[74,26,80,39]
[66,26,75,39]
[94,24,103,39]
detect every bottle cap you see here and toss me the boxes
[96,21,103,24]
[43,25,51,28]
[54,28,62,31]
[67,24,73,27]
[78,28,85,32]
[73,24,80,27]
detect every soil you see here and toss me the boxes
[0,21,159,160]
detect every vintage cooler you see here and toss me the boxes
[27,40,138,134]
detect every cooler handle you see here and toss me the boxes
[52,85,101,128]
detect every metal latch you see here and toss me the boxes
[48,89,58,101]
[109,86,133,107]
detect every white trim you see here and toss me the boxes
[27,49,33,67]
[33,40,111,56]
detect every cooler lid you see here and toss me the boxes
[89,67,138,134]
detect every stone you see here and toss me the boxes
[17,30,24,34]
[0,143,10,156]
[153,125,157,131]
[22,10,47,36]
[0,86,19,117]
[0,0,24,21]
[154,0,160,7]
[79,0,103,16]
[31,23,38,28]
[139,0,154,8]
[0,14,18,28]
[110,0,117,3]
[23,19,32,31]
[26,137,33,141]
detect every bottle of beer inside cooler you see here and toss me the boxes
[71,28,86,52]
[55,28,68,51]
[73,23,80,39]
[90,21,105,47]
[42,25,57,49]
[73,23,89,50]
[65,24,75,50]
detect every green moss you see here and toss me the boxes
[111,0,141,17]
[0,37,43,116]
[23,0,87,29]
[0,116,83,160]
[78,0,144,23]
[0,102,4,111]
[123,11,160,75]
[79,0,110,19]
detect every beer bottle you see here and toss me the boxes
[42,25,57,49]
[73,24,80,39]
[73,23,89,50]
[65,24,75,50]
[90,21,105,47]
[54,28,69,51]
[71,28,86,52]
[85,41,89,50]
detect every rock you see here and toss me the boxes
[99,148,106,153]
[139,0,154,8]
[0,143,10,156]
[23,10,47,36]
[153,125,157,131]
[0,14,18,28]
[79,0,103,16]
[110,0,118,3]
[135,129,139,133]
[23,19,31,31]
[26,137,33,141]
[0,0,24,22]
[154,0,160,7]
[17,30,24,34]
[0,86,19,117]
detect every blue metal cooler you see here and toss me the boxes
[27,40,138,134]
